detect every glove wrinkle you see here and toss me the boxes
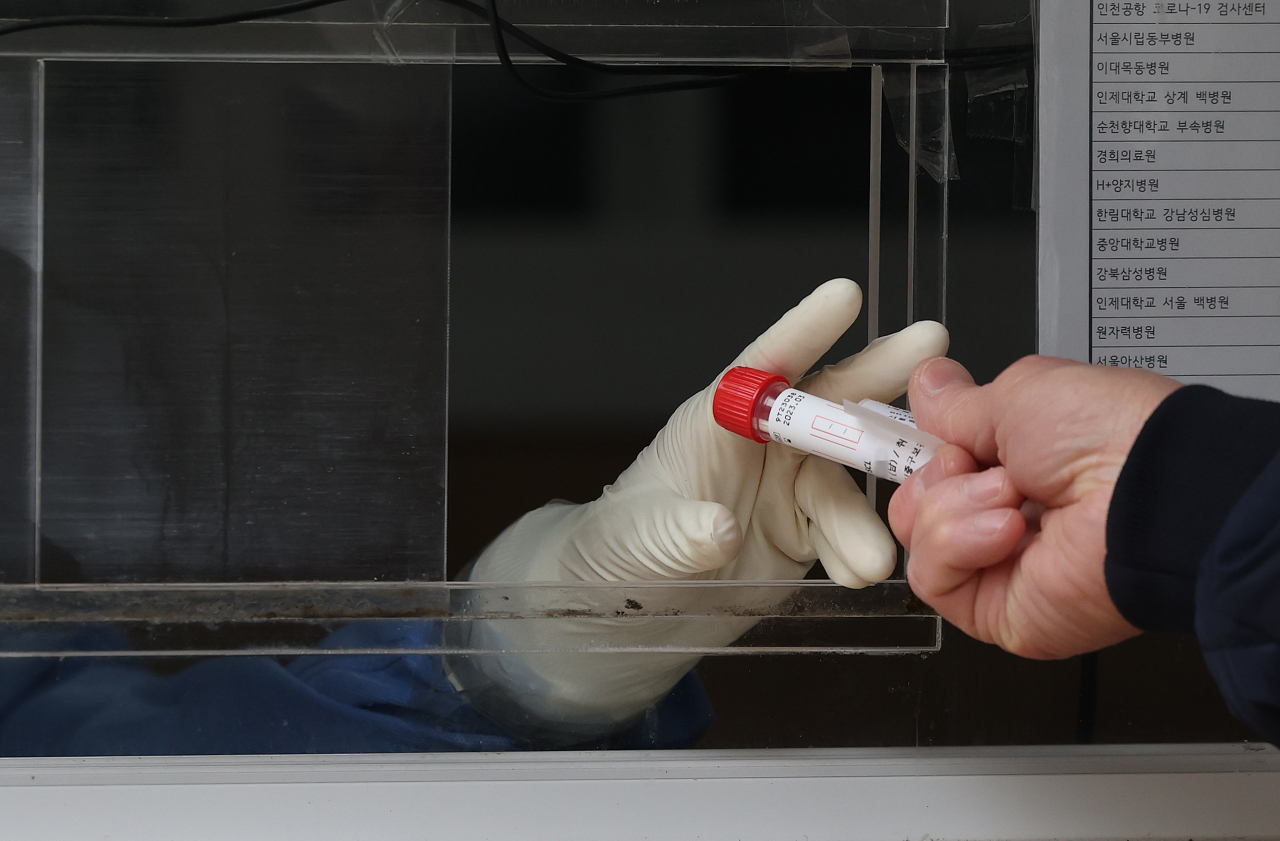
[453,281,950,741]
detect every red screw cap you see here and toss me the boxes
[713,366,788,444]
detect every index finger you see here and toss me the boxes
[802,320,949,404]
[730,278,863,383]
[887,443,980,549]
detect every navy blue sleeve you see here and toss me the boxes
[1196,452,1280,743]
[0,620,714,755]
[1106,385,1280,742]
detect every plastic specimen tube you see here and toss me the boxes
[712,366,943,483]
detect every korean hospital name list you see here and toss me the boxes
[1092,1,1280,399]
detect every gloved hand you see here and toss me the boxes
[451,279,949,743]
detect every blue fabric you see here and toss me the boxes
[1106,386,1280,744]
[1196,449,1280,744]
[0,622,714,756]
[1106,386,1280,634]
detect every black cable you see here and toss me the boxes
[0,0,766,102]
[482,0,763,102]
[0,0,352,37]
[431,0,739,78]
[0,0,1034,89]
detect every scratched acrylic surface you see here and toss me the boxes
[36,62,449,584]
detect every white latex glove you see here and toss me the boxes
[452,279,949,742]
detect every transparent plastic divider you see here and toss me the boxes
[0,19,457,65]
[909,64,952,327]
[0,58,39,584]
[0,580,922,621]
[882,63,955,329]
[0,25,954,656]
[865,62,952,581]
[35,60,449,585]
[901,63,952,585]
[456,26,944,67]
[865,64,884,520]
[414,0,949,28]
[0,581,938,655]
[867,65,913,574]
[908,63,920,320]
[0,0,947,66]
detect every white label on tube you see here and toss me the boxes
[853,398,917,428]
[767,389,942,483]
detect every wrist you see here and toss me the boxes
[464,501,582,584]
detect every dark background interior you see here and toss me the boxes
[35,62,449,584]
[447,64,1257,747]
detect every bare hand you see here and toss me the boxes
[888,355,1181,659]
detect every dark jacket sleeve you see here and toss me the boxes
[1106,385,1280,743]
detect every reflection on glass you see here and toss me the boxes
[37,62,449,583]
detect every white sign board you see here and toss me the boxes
[1039,1,1280,400]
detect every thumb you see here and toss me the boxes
[906,356,1003,464]
[909,356,1087,466]
[583,490,743,581]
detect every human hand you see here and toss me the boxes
[474,277,950,589]
[888,355,1182,659]
[452,280,948,739]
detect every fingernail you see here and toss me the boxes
[963,470,1004,504]
[972,509,1012,535]
[919,357,967,396]
[911,456,946,498]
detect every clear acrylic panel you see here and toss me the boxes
[862,61,952,542]
[0,7,958,657]
[908,63,953,327]
[0,54,941,656]
[25,60,450,590]
[0,582,938,654]
[0,0,948,66]
[0,60,37,585]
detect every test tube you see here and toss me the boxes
[713,366,942,484]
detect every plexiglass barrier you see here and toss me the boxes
[0,8,958,661]
[0,2,1240,758]
[0,582,938,655]
[0,0,948,66]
